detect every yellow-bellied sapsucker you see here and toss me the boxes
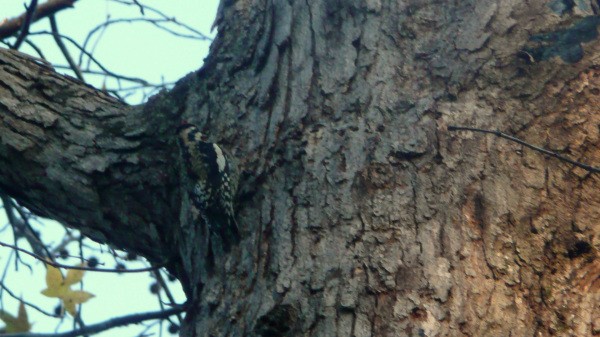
[177,123,241,253]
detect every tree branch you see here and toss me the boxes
[1,195,53,259]
[48,15,84,81]
[153,269,182,323]
[448,125,600,174]
[3,306,186,337]
[0,0,77,40]
[0,281,59,318]
[0,240,167,273]
[12,0,38,50]
[0,47,188,270]
[29,30,149,85]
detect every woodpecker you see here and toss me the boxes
[177,123,241,253]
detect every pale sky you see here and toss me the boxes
[0,1,218,336]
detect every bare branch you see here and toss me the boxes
[1,196,55,262]
[3,306,186,337]
[29,30,150,86]
[50,231,81,256]
[12,0,38,50]
[48,15,84,81]
[0,0,77,40]
[108,0,211,40]
[448,125,600,174]
[0,241,169,273]
[52,65,173,91]
[23,38,47,59]
[80,17,210,63]
[153,269,182,323]
[132,0,145,15]
[0,281,59,318]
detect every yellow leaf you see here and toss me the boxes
[41,264,67,298]
[0,310,18,328]
[68,290,94,303]
[45,264,64,289]
[63,299,77,317]
[0,302,31,333]
[41,288,63,298]
[41,263,94,316]
[63,291,94,316]
[64,264,86,286]
[15,302,29,332]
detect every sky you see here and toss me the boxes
[6,0,219,103]
[0,1,218,336]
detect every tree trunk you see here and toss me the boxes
[1,1,599,336]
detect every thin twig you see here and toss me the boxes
[50,231,81,257]
[153,269,182,323]
[12,0,39,50]
[75,237,89,337]
[80,17,208,65]
[3,306,186,337]
[48,15,84,80]
[0,0,77,40]
[9,198,54,259]
[109,0,210,40]
[135,321,159,337]
[0,250,15,302]
[0,281,59,317]
[447,125,600,174]
[29,30,149,85]
[82,16,108,69]
[132,0,145,15]
[1,195,24,268]
[74,315,88,337]
[0,241,167,273]
[4,205,33,273]
[23,39,47,59]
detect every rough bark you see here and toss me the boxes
[0,49,188,265]
[1,1,600,337]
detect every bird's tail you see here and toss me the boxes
[209,212,241,253]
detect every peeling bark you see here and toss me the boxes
[1,0,600,336]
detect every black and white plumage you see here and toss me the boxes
[177,123,240,253]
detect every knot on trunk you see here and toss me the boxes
[253,304,298,337]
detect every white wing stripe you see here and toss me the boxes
[213,144,227,172]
